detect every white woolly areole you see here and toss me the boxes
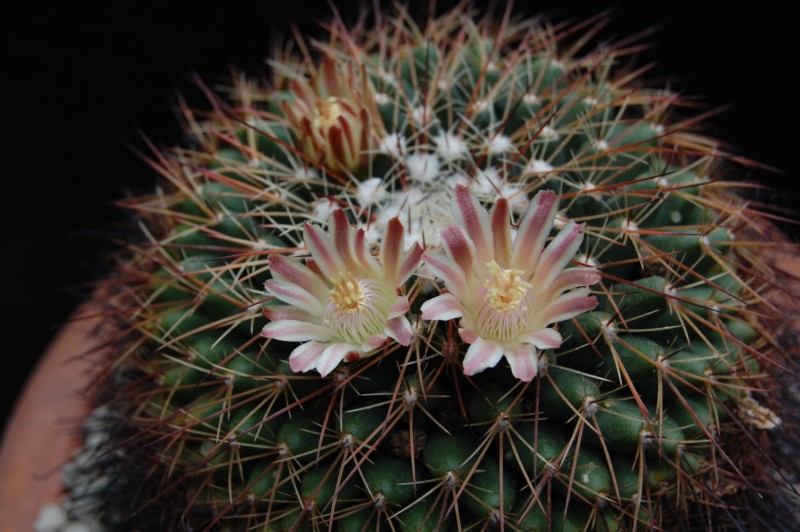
[294,167,318,181]
[311,198,337,222]
[540,125,560,140]
[523,92,540,104]
[433,131,467,161]
[379,133,406,158]
[593,139,610,152]
[526,159,555,174]
[357,177,388,206]
[411,105,433,125]
[405,153,441,183]
[485,134,513,154]
[374,92,390,105]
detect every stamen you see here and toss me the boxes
[314,97,342,127]
[485,260,532,312]
[329,273,365,313]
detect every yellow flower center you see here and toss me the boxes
[484,260,532,312]
[314,97,343,128]
[324,274,394,346]
[329,273,365,313]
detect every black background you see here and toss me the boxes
[2,1,797,428]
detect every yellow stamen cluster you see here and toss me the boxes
[313,97,343,128]
[329,273,365,313]
[484,260,532,312]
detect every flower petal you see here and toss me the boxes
[288,341,328,373]
[388,295,410,319]
[520,328,563,349]
[360,334,388,351]
[262,319,331,342]
[533,222,585,288]
[264,279,323,316]
[262,305,315,323]
[385,316,414,345]
[538,288,598,324]
[304,222,346,279]
[545,267,601,298]
[452,185,492,265]
[462,337,504,376]
[396,242,424,285]
[316,343,356,377]
[511,189,557,273]
[381,216,405,282]
[269,254,328,300]
[420,293,464,321]
[459,328,478,343]
[332,209,358,271]
[353,227,382,278]
[423,251,468,300]
[505,343,539,381]
[490,198,512,267]
[441,226,475,276]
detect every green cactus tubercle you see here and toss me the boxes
[91,7,786,530]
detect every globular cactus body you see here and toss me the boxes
[83,6,793,531]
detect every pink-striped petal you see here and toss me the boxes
[304,222,346,279]
[262,305,315,323]
[539,288,598,324]
[511,189,557,273]
[388,296,410,319]
[262,320,331,342]
[316,343,356,377]
[360,334,388,351]
[545,267,601,298]
[423,251,469,300]
[462,337,504,376]
[505,343,539,381]
[519,328,563,349]
[532,222,585,288]
[490,199,512,267]
[385,316,414,345]
[381,217,405,282]
[420,293,464,321]
[264,279,323,315]
[332,209,357,271]
[459,328,478,343]
[288,341,329,373]
[269,255,328,300]
[452,185,492,264]
[441,226,475,276]
[396,242,424,285]
[353,228,382,278]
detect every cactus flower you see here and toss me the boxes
[282,56,380,173]
[421,185,600,381]
[262,210,423,377]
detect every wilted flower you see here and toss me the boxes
[421,185,600,381]
[283,57,381,173]
[262,210,423,377]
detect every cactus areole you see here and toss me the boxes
[72,6,794,531]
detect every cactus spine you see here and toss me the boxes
[79,6,794,530]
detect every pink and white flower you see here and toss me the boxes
[420,185,600,381]
[282,57,381,174]
[262,210,423,377]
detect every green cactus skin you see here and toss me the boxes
[79,6,795,531]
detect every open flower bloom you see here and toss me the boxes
[420,185,600,381]
[282,57,381,174]
[262,210,423,377]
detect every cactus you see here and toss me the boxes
[75,6,797,530]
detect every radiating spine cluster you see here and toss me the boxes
[80,5,795,531]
